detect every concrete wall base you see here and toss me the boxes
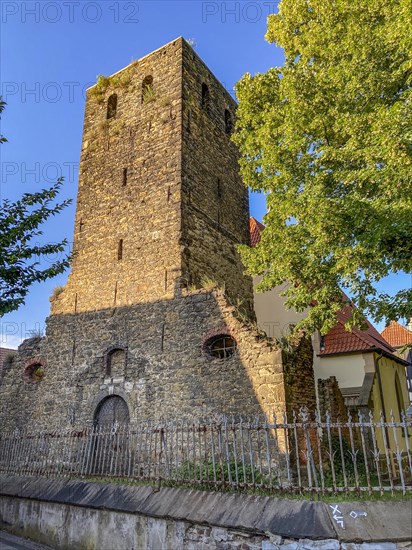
[0,476,411,549]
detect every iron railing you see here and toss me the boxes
[1,410,411,496]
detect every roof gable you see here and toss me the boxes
[381,320,412,348]
[320,302,398,359]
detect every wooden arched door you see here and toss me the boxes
[94,395,129,428]
[90,396,130,475]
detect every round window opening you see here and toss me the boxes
[206,335,237,360]
[24,363,45,383]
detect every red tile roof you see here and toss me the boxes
[249,217,265,247]
[248,217,406,363]
[319,301,405,362]
[381,321,412,348]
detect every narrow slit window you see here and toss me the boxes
[201,83,210,112]
[122,168,128,186]
[107,94,118,119]
[224,109,233,135]
[142,75,154,103]
[320,335,325,352]
[217,178,222,198]
[118,239,123,261]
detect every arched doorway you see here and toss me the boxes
[94,395,130,428]
[90,396,130,476]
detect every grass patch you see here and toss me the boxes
[91,72,132,103]
[142,84,156,104]
[200,277,220,292]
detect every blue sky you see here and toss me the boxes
[0,1,409,347]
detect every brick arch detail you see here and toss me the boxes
[201,325,232,347]
[201,325,237,359]
[22,356,47,384]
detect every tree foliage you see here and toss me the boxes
[0,99,72,316]
[233,0,412,334]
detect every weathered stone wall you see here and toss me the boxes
[283,335,317,419]
[181,40,254,312]
[51,37,253,318]
[52,38,184,316]
[318,376,349,421]
[0,290,285,431]
[1,477,411,550]
[280,336,318,462]
[0,348,17,385]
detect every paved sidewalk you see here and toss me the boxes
[0,531,53,550]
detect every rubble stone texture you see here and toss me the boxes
[318,376,349,421]
[0,38,315,431]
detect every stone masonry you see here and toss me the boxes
[318,377,349,422]
[51,37,252,317]
[0,38,314,431]
[1,478,411,549]
[0,288,286,430]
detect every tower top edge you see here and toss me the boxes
[86,36,186,91]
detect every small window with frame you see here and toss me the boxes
[205,335,237,360]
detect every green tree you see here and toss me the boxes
[234,0,412,334]
[0,99,72,316]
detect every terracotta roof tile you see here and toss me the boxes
[381,321,412,348]
[249,217,265,248]
[320,301,400,360]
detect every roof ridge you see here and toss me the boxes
[381,319,412,346]
[386,320,412,334]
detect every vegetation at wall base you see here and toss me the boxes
[52,475,412,501]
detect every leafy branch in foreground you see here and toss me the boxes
[233,0,412,334]
[0,99,72,316]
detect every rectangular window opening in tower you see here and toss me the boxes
[217,178,222,199]
[201,83,210,113]
[122,168,128,186]
[118,239,123,261]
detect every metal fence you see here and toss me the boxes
[1,410,411,496]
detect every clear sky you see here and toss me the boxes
[1,1,409,348]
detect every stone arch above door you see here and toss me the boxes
[93,394,130,428]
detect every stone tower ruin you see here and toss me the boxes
[53,37,252,316]
[0,39,307,431]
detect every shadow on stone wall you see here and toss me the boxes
[0,289,291,432]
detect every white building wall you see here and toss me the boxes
[253,278,307,340]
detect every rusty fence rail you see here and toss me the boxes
[0,410,411,496]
